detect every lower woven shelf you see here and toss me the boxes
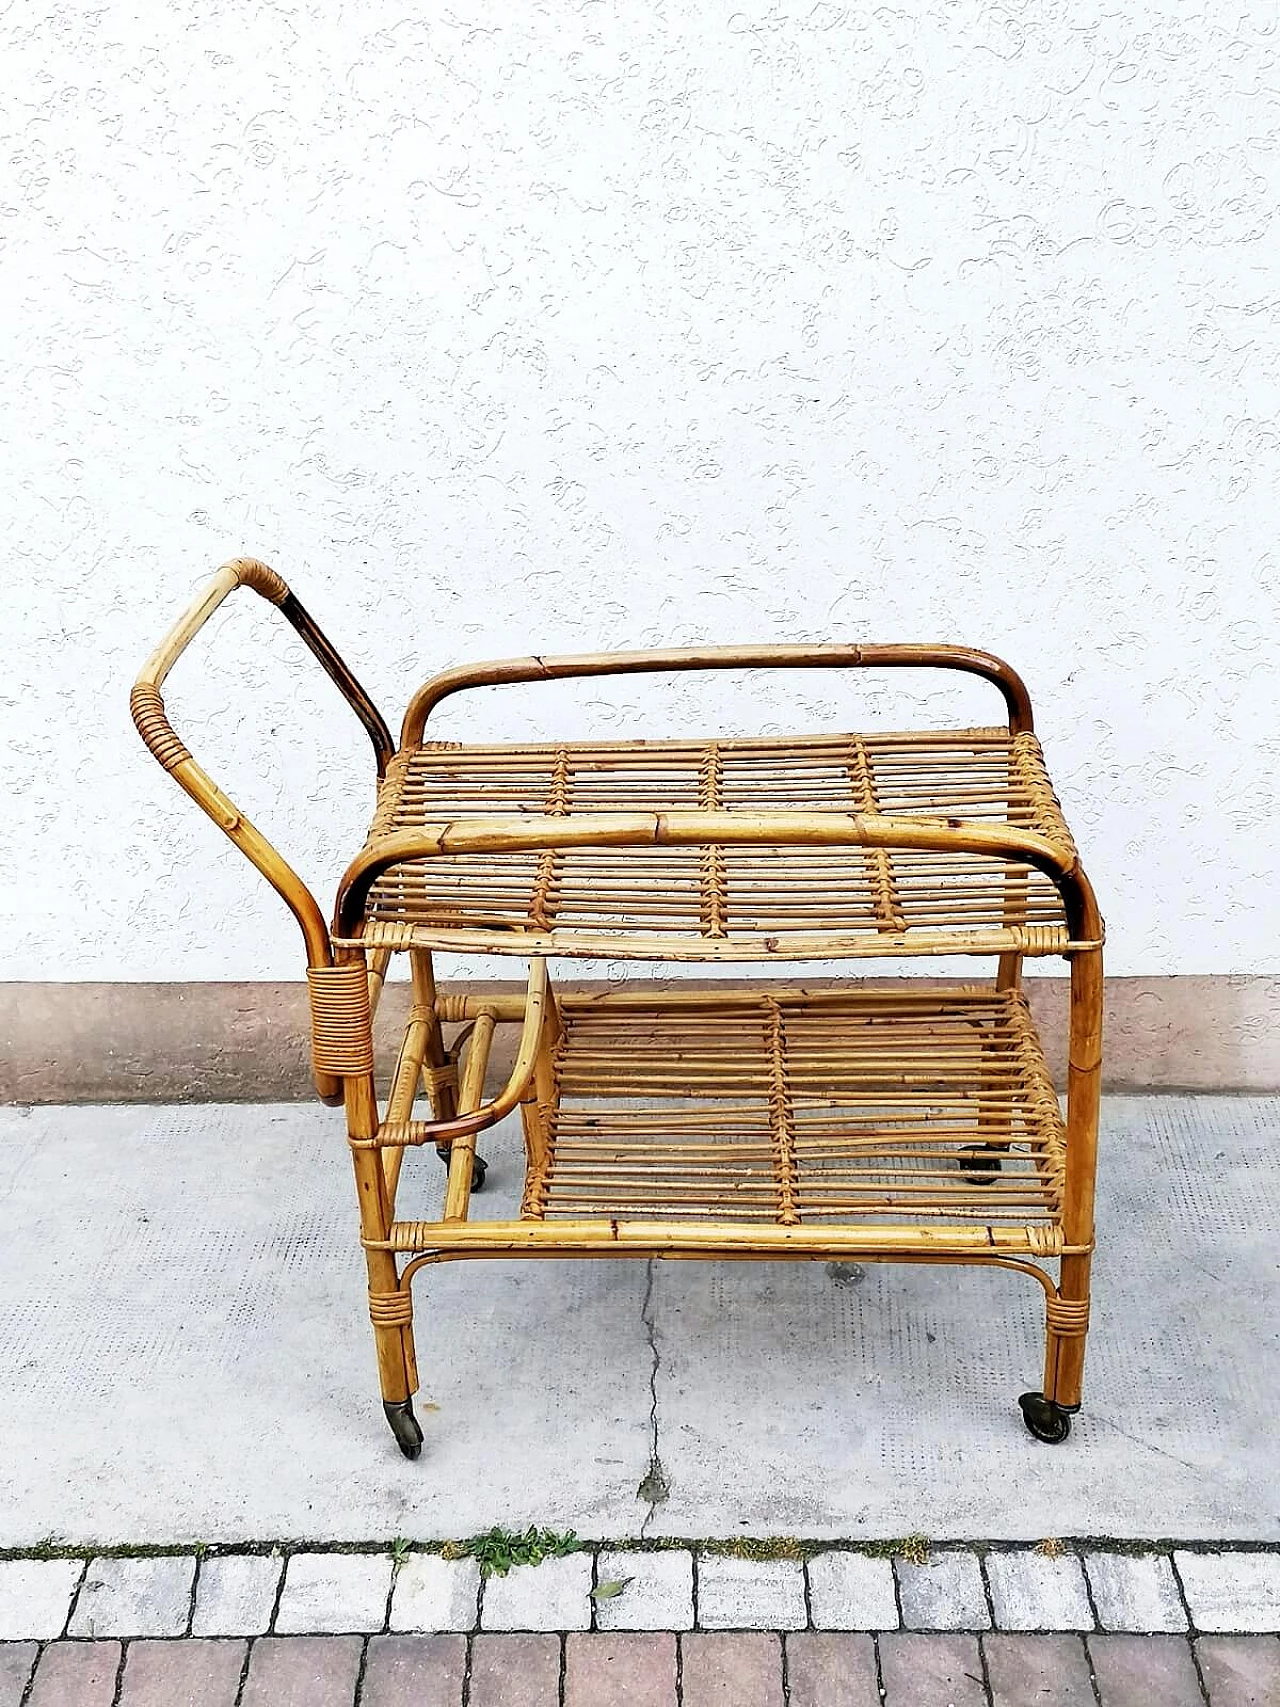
[389,986,1071,1261]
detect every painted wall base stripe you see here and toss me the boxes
[1,976,1277,1102]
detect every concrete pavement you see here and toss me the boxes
[0,1095,1277,1546]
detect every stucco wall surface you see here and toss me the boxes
[2,2,1278,981]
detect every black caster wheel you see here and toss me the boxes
[1018,1390,1073,1444]
[384,1398,424,1460]
[958,1145,1002,1186]
[435,1147,488,1192]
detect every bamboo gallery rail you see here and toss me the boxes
[133,560,1104,1457]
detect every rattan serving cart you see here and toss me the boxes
[132,560,1103,1457]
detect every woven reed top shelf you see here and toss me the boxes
[335,726,1087,962]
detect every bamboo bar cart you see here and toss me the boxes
[133,559,1103,1457]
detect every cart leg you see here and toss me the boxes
[1020,942,1102,1444]
[347,1069,423,1458]
[962,1018,1014,1185]
[411,950,457,1121]
[968,866,1026,1183]
[311,955,423,1457]
[520,973,560,1218]
[996,948,1023,992]
[410,949,489,1192]
[960,955,1023,1184]
[978,806,1029,1177]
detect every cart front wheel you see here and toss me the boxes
[1018,1390,1072,1444]
[435,1147,488,1192]
[384,1399,424,1460]
[958,1146,1002,1186]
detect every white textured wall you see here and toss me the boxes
[3,2,1278,981]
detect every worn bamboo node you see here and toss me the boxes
[307,964,375,1076]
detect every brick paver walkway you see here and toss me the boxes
[5,1631,1280,1704]
[2,1543,1276,1703]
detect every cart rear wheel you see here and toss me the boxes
[1018,1390,1072,1444]
[384,1399,424,1460]
[435,1147,488,1192]
[958,1146,1002,1185]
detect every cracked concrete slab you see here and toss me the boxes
[636,1258,670,1535]
[0,1096,1277,1545]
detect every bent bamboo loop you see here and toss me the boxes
[131,559,394,972]
[356,959,550,1151]
[401,642,1035,746]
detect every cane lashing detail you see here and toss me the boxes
[307,964,375,1076]
[420,1062,459,1097]
[1045,1297,1090,1337]
[230,556,289,603]
[369,1290,414,1328]
[129,683,193,773]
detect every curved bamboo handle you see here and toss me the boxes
[401,643,1035,746]
[335,810,1101,941]
[376,958,552,1152]
[131,557,394,974]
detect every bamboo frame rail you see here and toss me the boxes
[132,559,1104,1459]
[401,642,1037,744]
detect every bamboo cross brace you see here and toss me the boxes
[528,747,572,932]
[698,742,728,937]
[762,998,801,1225]
[845,735,908,931]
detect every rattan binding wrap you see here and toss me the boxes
[307,964,375,1076]
[231,557,289,603]
[368,1290,414,1327]
[1045,1297,1090,1336]
[129,683,192,772]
